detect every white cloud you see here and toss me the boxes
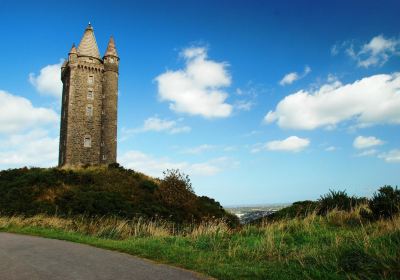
[251,136,310,153]
[331,44,339,56]
[121,117,190,140]
[325,146,336,152]
[343,35,400,68]
[233,82,263,112]
[29,60,63,97]
[119,150,238,177]
[279,66,311,86]
[155,47,233,118]
[182,144,216,155]
[353,136,384,149]
[0,90,58,133]
[379,149,400,163]
[0,129,58,168]
[356,149,378,157]
[234,100,254,111]
[142,116,191,134]
[243,130,262,137]
[223,146,237,152]
[265,73,400,130]
[280,72,299,86]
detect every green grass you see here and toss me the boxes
[1,211,399,280]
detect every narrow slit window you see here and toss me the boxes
[84,135,91,148]
[86,104,93,117]
[88,75,94,84]
[87,90,94,100]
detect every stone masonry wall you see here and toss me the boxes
[60,57,105,167]
[101,56,119,164]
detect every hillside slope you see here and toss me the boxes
[0,165,238,226]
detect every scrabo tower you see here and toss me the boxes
[59,24,119,167]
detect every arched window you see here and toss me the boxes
[86,104,93,117]
[84,135,91,148]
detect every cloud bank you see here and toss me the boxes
[0,90,58,133]
[265,73,400,130]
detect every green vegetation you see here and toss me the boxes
[0,166,238,226]
[1,166,399,279]
[369,185,400,219]
[265,186,399,222]
[1,210,399,280]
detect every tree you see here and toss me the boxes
[157,169,196,210]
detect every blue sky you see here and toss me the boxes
[0,0,399,206]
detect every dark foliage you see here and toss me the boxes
[0,166,238,226]
[369,185,400,219]
[271,200,319,220]
[318,190,361,215]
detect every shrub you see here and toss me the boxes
[56,190,134,217]
[108,162,123,170]
[157,169,195,207]
[369,185,400,219]
[268,200,319,221]
[139,180,158,192]
[318,190,359,215]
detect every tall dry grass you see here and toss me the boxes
[0,214,231,239]
[1,209,399,278]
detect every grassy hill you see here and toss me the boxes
[1,166,399,279]
[0,165,239,226]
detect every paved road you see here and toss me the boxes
[0,233,210,280]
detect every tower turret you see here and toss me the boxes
[68,44,78,62]
[101,37,119,164]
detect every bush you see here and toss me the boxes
[369,185,400,219]
[318,190,359,215]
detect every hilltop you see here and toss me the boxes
[0,164,239,226]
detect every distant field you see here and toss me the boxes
[1,210,399,280]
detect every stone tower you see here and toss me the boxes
[59,24,119,167]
